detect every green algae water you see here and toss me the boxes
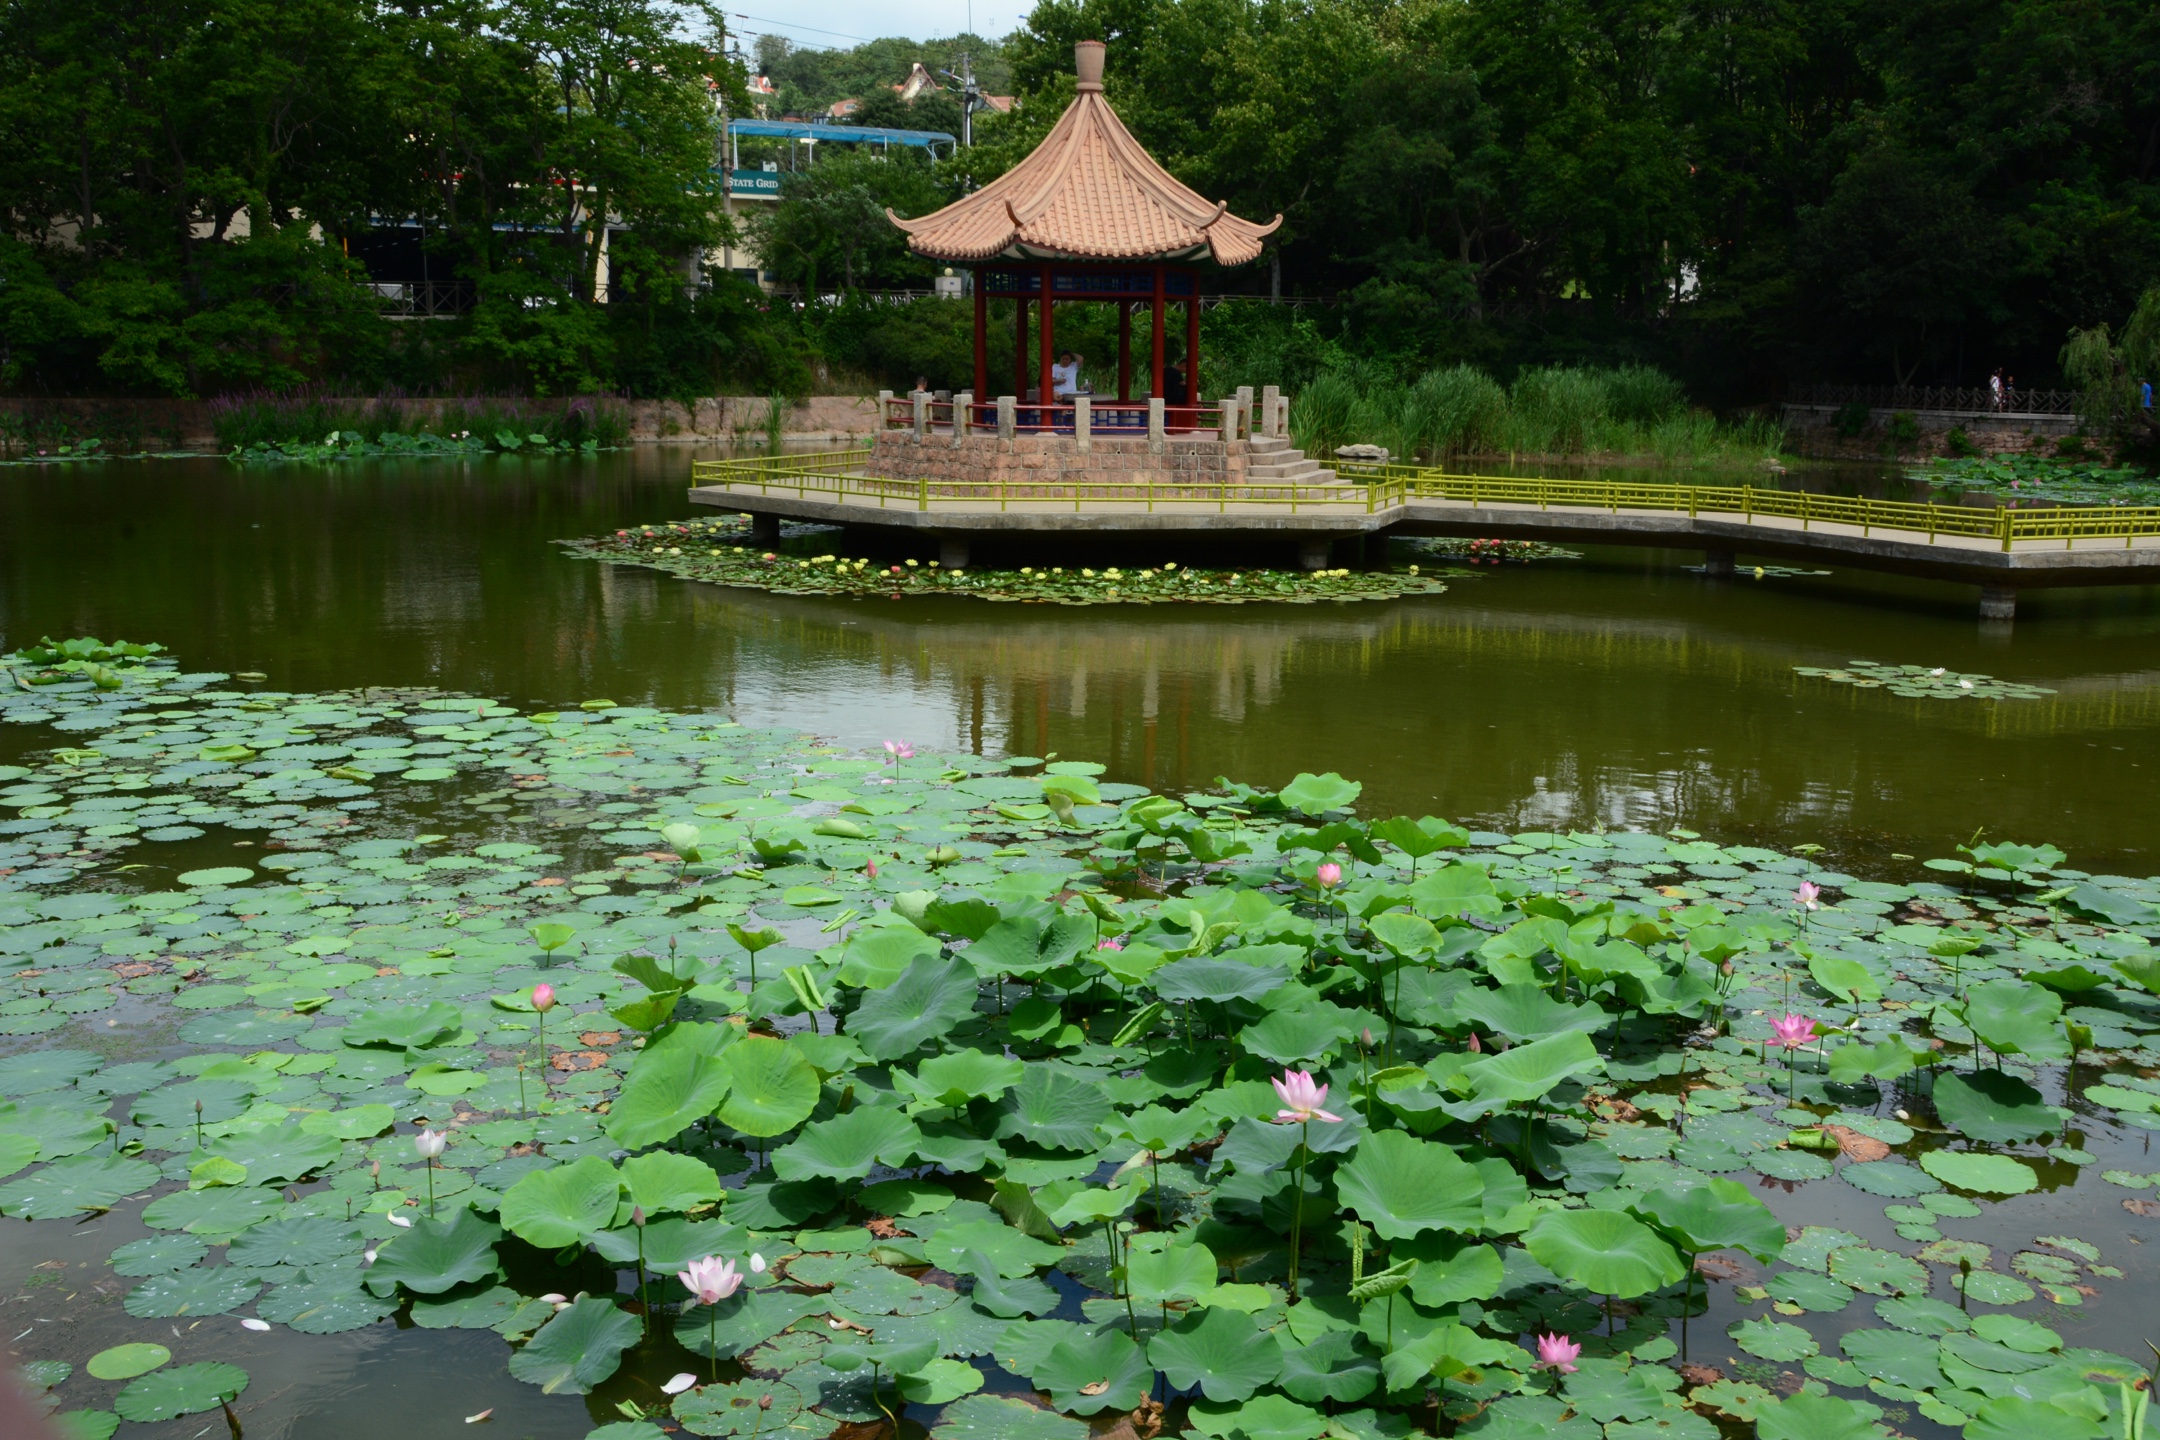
[0,453,2158,1440]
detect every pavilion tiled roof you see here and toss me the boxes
[887,41,1280,266]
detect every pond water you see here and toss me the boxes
[0,452,2156,1440]
[4,452,2158,875]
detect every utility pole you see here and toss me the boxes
[940,52,985,148]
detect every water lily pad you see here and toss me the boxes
[1827,1246,1927,1296]
[1525,1208,1685,1298]
[124,1266,262,1317]
[930,1394,1086,1440]
[113,1361,249,1422]
[1147,1306,1281,1401]
[1840,1160,1940,1197]
[0,1154,160,1219]
[85,1344,170,1381]
[673,1379,809,1436]
[1931,1071,2064,1142]
[364,1206,502,1295]
[1920,1151,2038,1195]
[1334,1129,1485,1240]
[1729,1318,1818,1361]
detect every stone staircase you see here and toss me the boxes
[1245,433,1339,485]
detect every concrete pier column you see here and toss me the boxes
[996,396,1016,441]
[749,511,781,546]
[1260,385,1282,437]
[1074,395,1091,454]
[1147,398,1166,451]
[1703,548,1736,577]
[939,536,971,570]
[1978,584,2017,621]
[1298,537,1330,571]
[953,391,973,443]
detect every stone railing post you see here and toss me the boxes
[1147,398,1166,453]
[1236,386,1255,438]
[953,390,973,446]
[996,396,1017,442]
[1074,395,1091,454]
[911,390,931,441]
[876,390,894,430]
[1218,398,1240,444]
[1261,385,1282,437]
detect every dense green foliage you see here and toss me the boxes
[2,0,2155,401]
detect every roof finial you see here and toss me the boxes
[1075,40,1105,92]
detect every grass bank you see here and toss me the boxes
[208,390,631,456]
[1290,363,1785,467]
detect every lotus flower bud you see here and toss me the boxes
[1467,1032,1482,1053]
[760,1396,774,1411]
[531,983,556,1012]
[632,1205,646,1228]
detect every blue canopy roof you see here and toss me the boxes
[727,119,956,151]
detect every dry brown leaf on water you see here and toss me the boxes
[549,1050,608,1073]
[2123,1198,2160,1218]
[864,1217,904,1239]
[578,1031,621,1047]
[1678,1364,1724,1386]
[1079,1379,1111,1396]
[1694,1254,1748,1282]
[1820,1125,1890,1162]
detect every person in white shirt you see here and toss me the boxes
[1051,351,1083,400]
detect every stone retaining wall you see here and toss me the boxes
[1779,403,2082,460]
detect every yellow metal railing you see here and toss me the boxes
[690,453,2160,551]
[690,451,1398,515]
[1334,464,2160,552]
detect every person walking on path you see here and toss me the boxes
[1989,369,2003,411]
[2141,376,2153,412]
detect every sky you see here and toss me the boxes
[719,1,1036,56]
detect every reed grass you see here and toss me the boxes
[208,388,629,452]
[1290,363,1782,466]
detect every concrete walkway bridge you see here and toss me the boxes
[689,445,2160,621]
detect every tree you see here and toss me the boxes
[2062,287,2160,440]
[746,150,947,293]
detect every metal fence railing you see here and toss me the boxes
[876,396,1235,437]
[690,454,2160,551]
[1784,384,2082,416]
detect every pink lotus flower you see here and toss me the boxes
[1532,1332,1581,1373]
[679,1255,742,1306]
[883,740,915,760]
[1793,881,1821,911]
[531,983,555,1012]
[1097,937,1124,951]
[1272,1069,1342,1124]
[1315,862,1343,888]
[1771,1013,1815,1050]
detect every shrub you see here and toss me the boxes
[1886,410,1921,447]
[1943,425,1979,457]
[1831,401,1872,437]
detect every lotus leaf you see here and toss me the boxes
[85,1344,170,1381]
[364,1207,502,1295]
[256,1280,398,1333]
[924,1219,1064,1277]
[1920,1151,2038,1194]
[773,1105,921,1182]
[604,1020,734,1148]
[341,1001,463,1049]
[1151,956,1292,1004]
[507,1295,641,1393]
[1456,1029,1604,1108]
[1525,1209,1684,1297]
[1333,1129,1484,1239]
[673,1379,810,1437]
[715,1035,819,1136]
[1280,772,1362,814]
[1629,1178,1785,1260]
[619,1150,725,1213]
[1730,1317,1819,1361]
[1275,1329,1380,1403]
[112,1362,249,1423]
[1930,1071,2063,1142]
[1958,979,2068,1060]
[227,1217,361,1270]
[1124,1235,1218,1304]
[1453,984,1607,1042]
[1028,1327,1151,1414]
[931,1394,1087,1440]
[499,1154,621,1247]
[993,1065,1113,1151]
[902,1049,1026,1106]
[1147,1306,1281,1400]
[1380,1322,1516,1391]
[0,1154,160,1219]
[206,1127,342,1184]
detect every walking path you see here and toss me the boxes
[689,451,2160,618]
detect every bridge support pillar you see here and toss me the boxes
[939,536,971,570]
[1298,537,1331,571]
[1703,548,1736,577]
[749,511,780,546]
[1978,584,2017,622]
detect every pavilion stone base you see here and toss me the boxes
[868,430,1265,488]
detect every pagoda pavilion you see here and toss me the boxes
[888,39,1280,424]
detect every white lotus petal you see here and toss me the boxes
[538,1292,566,1304]
[465,1409,493,1424]
[240,1318,271,1332]
[662,1373,697,1395]
[387,1213,413,1227]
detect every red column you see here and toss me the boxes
[1038,263,1055,416]
[1117,301,1131,403]
[1014,294,1029,401]
[972,272,987,399]
[1150,266,1166,404]
[1186,281,1201,417]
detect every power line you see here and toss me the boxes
[729,11,878,45]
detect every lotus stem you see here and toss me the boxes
[710,1306,719,1381]
[1287,1118,1310,1303]
[425,1158,436,1219]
